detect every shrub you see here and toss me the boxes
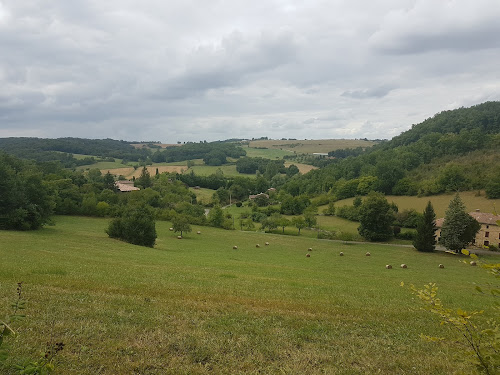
[106,206,157,247]
[317,230,336,240]
[396,230,417,240]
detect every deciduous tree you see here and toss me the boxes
[357,192,394,241]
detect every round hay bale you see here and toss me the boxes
[169,227,174,231]
[265,242,270,246]
[470,261,477,266]
[365,252,371,256]
[256,244,260,248]
[400,264,407,269]
[308,247,313,251]
[385,264,392,269]
[306,253,311,257]
[197,231,201,234]
[439,264,444,269]
[233,245,238,249]
[339,252,344,256]
[177,236,182,239]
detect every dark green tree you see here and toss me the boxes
[106,206,157,247]
[172,214,192,237]
[292,216,306,234]
[103,171,116,191]
[323,201,335,216]
[304,207,317,228]
[485,172,500,199]
[440,194,481,252]
[260,214,279,233]
[357,192,394,241]
[0,153,54,230]
[278,216,291,234]
[208,205,224,228]
[413,201,437,252]
[135,167,152,189]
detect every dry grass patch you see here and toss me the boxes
[249,139,377,154]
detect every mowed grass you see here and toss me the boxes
[0,216,498,374]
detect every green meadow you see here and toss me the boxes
[1,216,498,374]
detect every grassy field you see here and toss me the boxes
[190,187,215,205]
[244,147,293,159]
[248,139,377,154]
[335,191,500,218]
[187,164,247,178]
[1,216,497,374]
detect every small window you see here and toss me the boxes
[486,225,489,229]
[484,240,489,246]
[485,232,489,238]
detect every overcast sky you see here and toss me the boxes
[1,1,499,143]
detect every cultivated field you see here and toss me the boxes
[1,216,498,374]
[248,139,377,154]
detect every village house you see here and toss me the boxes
[115,180,140,192]
[249,192,269,200]
[435,209,500,248]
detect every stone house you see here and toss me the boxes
[115,180,140,192]
[435,210,500,248]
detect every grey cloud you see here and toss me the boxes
[341,86,395,99]
[152,30,299,100]
[370,0,500,54]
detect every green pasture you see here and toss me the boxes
[244,147,292,159]
[187,164,251,178]
[190,187,216,205]
[1,216,496,374]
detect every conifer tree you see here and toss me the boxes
[440,194,480,252]
[413,201,437,252]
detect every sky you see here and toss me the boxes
[1,0,500,143]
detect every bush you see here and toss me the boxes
[396,230,417,240]
[317,230,336,240]
[106,207,157,247]
[488,244,499,252]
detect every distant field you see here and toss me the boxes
[190,187,215,205]
[1,216,498,374]
[244,147,293,159]
[188,164,249,178]
[335,191,500,218]
[79,161,129,170]
[130,143,182,149]
[284,161,317,174]
[71,153,98,160]
[103,165,187,179]
[249,139,377,154]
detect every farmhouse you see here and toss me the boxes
[249,193,269,200]
[435,210,500,247]
[115,180,140,192]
